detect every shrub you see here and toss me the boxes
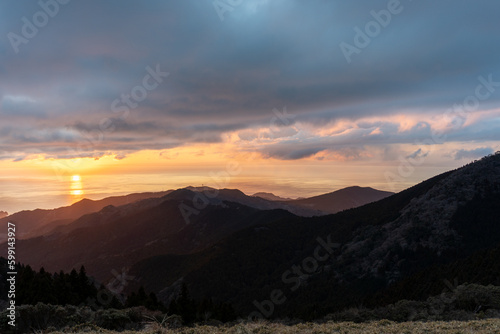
[324,284,500,323]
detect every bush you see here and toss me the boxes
[0,303,163,333]
[324,284,500,323]
[93,308,132,330]
[453,284,500,311]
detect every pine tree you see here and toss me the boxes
[172,283,196,323]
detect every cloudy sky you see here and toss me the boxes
[1,0,499,213]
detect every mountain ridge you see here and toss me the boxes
[252,192,294,201]
[285,186,395,214]
[0,191,173,242]
[1,154,498,319]
[125,154,500,317]
[0,184,396,282]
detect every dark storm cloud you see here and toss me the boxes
[263,147,327,160]
[0,0,499,160]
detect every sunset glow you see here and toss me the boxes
[1,2,500,329]
[0,1,499,215]
[70,175,84,199]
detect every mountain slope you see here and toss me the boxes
[368,240,500,307]
[285,186,394,214]
[0,184,392,244]
[0,184,394,282]
[2,190,295,282]
[184,186,393,216]
[0,191,172,242]
[4,153,499,319]
[128,154,500,318]
[127,170,450,310]
[183,187,324,216]
[252,192,293,201]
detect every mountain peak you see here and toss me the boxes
[74,198,94,204]
[252,192,293,201]
[287,186,394,214]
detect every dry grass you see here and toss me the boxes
[45,318,500,334]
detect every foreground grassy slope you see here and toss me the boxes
[47,319,500,334]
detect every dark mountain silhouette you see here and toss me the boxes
[367,240,500,307]
[0,184,393,279]
[0,183,395,283]
[0,191,172,242]
[2,153,499,319]
[5,193,294,281]
[182,186,323,216]
[0,184,392,244]
[285,186,394,214]
[182,186,393,216]
[126,153,500,318]
[252,192,293,201]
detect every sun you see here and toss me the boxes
[70,175,84,198]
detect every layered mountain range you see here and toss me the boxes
[0,185,392,278]
[1,152,499,318]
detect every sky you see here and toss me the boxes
[1,0,500,214]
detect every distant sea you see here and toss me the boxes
[0,165,434,215]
